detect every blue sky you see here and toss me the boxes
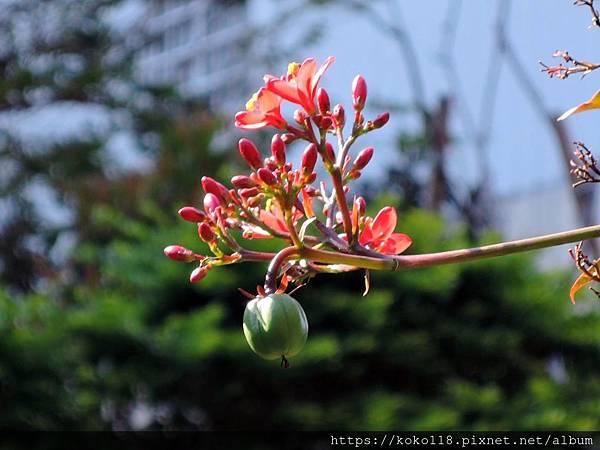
[250,0,600,197]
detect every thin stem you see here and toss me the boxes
[284,209,303,248]
[264,246,299,294]
[336,134,357,169]
[299,224,600,272]
[237,250,277,262]
[330,166,354,243]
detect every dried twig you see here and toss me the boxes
[570,241,600,282]
[574,0,600,28]
[540,50,600,79]
[570,141,600,187]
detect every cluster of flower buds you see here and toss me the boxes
[165,55,412,289]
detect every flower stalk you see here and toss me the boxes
[262,225,600,293]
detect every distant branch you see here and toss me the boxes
[540,50,600,79]
[574,0,600,28]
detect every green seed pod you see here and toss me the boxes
[243,293,308,363]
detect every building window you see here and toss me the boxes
[164,18,191,51]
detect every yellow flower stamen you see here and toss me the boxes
[287,62,300,77]
[246,91,259,111]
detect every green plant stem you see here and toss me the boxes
[284,208,303,248]
[262,224,600,293]
[303,224,600,270]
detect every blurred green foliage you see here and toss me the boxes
[3,201,600,430]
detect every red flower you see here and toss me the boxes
[265,56,335,115]
[359,207,412,255]
[235,88,287,130]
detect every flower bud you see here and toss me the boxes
[247,194,263,207]
[301,143,318,174]
[352,147,374,171]
[231,175,257,189]
[319,116,333,130]
[281,133,297,144]
[239,138,262,170]
[294,109,307,124]
[257,167,278,186]
[352,75,367,112]
[190,265,210,283]
[317,88,330,115]
[270,135,286,166]
[164,245,195,262]
[264,157,277,171]
[347,170,361,180]
[332,104,345,129]
[198,222,216,243]
[240,187,260,198]
[201,176,228,201]
[178,206,206,223]
[371,112,389,129]
[305,172,317,183]
[203,193,221,213]
[355,196,366,216]
[325,142,335,162]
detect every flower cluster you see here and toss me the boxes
[165,56,410,293]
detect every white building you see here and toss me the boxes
[134,0,251,112]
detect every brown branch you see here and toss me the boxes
[540,50,600,79]
[574,0,600,28]
[570,141,600,187]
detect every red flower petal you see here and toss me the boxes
[259,210,288,234]
[256,88,281,111]
[310,56,335,98]
[358,219,374,245]
[379,233,412,255]
[371,207,397,241]
[297,58,317,94]
[266,79,302,104]
[235,111,269,130]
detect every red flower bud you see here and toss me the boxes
[178,206,206,223]
[257,167,278,186]
[164,245,195,262]
[201,176,228,201]
[239,138,262,170]
[247,195,262,207]
[203,193,220,213]
[240,187,260,198]
[325,142,335,162]
[231,175,257,189]
[265,159,278,172]
[322,117,333,129]
[356,196,366,216]
[371,112,389,129]
[301,143,318,174]
[333,104,345,129]
[317,88,330,115]
[190,265,210,283]
[294,109,307,124]
[281,134,296,145]
[270,135,286,166]
[198,223,216,243]
[352,75,367,112]
[347,170,361,180]
[353,147,374,171]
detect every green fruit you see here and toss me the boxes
[243,293,308,361]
